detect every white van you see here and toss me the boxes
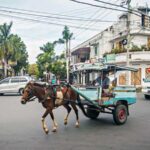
[0,76,33,95]
[142,78,150,99]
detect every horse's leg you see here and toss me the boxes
[70,103,79,128]
[41,109,50,134]
[63,104,72,125]
[49,110,58,132]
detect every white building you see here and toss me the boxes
[71,6,150,87]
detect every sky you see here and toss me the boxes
[0,0,149,64]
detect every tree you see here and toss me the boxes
[28,64,39,78]
[0,22,28,77]
[8,34,28,75]
[36,42,55,78]
[51,52,66,79]
[0,22,13,77]
[55,26,73,82]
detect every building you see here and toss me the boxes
[71,6,150,87]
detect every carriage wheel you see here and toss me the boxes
[145,95,150,100]
[113,104,128,125]
[86,106,100,119]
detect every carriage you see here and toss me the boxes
[70,62,138,125]
[21,62,138,134]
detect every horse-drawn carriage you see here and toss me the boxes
[70,62,137,125]
[21,62,137,134]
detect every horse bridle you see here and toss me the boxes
[23,85,37,103]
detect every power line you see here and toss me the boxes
[70,0,129,13]
[0,8,116,23]
[94,0,150,17]
[0,12,100,31]
[94,0,128,9]
[74,0,122,38]
[0,5,119,22]
[70,0,147,18]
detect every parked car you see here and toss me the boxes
[142,78,150,99]
[0,76,33,95]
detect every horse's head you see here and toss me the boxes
[21,82,35,104]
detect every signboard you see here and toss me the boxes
[146,68,150,73]
[105,54,116,62]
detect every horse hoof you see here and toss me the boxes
[45,129,49,134]
[64,121,67,125]
[52,128,57,132]
[64,119,68,125]
[75,123,79,128]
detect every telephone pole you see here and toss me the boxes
[126,0,131,85]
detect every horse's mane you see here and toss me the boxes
[32,82,47,88]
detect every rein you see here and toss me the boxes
[28,96,37,102]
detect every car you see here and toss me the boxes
[0,76,33,95]
[142,78,150,99]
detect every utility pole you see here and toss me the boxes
[66,41,69,83]
[126,0,131,85]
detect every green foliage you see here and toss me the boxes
[28,64,39,78]
[9,34,28,74]
[51,60,66,79]
[140,44,150,51]
[36,42,66,79]
[36,26,73,79]
[0,22,28,76]
[130,44,142,52]
[62,26,73,42]
[36,42,55,77]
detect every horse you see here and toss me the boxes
[20,82,87,134]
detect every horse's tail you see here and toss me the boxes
[76,94,88,117]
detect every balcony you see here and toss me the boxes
[71,47,90,65]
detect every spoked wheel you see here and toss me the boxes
[113,104,128,125]
[86,106,100,119]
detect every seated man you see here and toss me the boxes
[93,73,110,89]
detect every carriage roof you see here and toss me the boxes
[72,63,138,73]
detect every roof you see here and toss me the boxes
[72,63,138,73]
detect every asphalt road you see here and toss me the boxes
[0,93,150,150]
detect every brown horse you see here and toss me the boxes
[21,82,86,134]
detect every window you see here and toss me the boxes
[94,44,99,56]
[141,14,150,27]
[0,78,9,84]
[11,78,20,83]
[148,37,150,49]
[20,78,28,82]
[131,68,141,85]
[94,46,98,55]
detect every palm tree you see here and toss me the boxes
[37,42,55,80]
[0,22,13,77]
[56,26,73,82]
[9,34,28,75]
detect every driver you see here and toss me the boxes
[93,73,110,89]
